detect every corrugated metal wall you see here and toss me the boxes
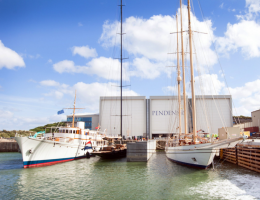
[99,95,232,137]
[150,96,188,135]
[194,96,232,134]
[99,96,146,137]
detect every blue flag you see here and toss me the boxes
[57,109,64,115]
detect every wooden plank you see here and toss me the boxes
[237,147,260,152]
[224,149,236,152]
[238,163,260,173]
[223,153,236,157]
[223,156,236,160]
[223,152,236,155]
[238,160,260,170]
[238,153,260,161]
[237,151,260,156]
[237,144,260,148]
[225,159,237,164]
[224,157,237,162]
[238,157,260,165]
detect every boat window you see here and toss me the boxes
[69,130,72,134]
[73,130,75,134]
[66,130,68,133]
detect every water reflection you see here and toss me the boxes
[0,152,260,199]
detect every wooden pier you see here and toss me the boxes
[221,140,260,173]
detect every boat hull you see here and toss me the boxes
[166,138,243,169]
[92,149,127,159]
[15,137,92,168]
[166,143,216,169]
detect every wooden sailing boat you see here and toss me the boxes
[165,0,246,169]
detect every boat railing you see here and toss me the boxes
[153,137,169,140]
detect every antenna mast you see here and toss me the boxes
[120,0,123,140]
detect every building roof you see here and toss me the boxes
[67,113,99,117]
[252,109,260,113]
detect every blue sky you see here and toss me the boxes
[1,0,260,130]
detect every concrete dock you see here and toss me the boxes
[127,140,156,162]
[0,139,19,152]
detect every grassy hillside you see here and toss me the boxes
[0,122,66,138]
[29,122,66,132]
[0,130,35,138]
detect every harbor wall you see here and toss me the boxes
[127,140,156,162]
[0,139,19,152]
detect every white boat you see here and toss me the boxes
[165,0,246,169]
[166,137,244,169]
[15,122,107,168]
[15,92,108,168]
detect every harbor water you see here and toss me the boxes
[1,152,260,200]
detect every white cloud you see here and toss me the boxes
[0,111,67,131]
[194,74,225,95]
[72,45,97,59]
[28,79,37,83]
[220,3,224,9]
[48,59,52,63]
[78,22,83,27]
[40,80,138,111]
[53,57,129,81]
[100,6,217,69]
[0,109,13,118]
[53,5,217,80]
[73,82,138,111]
[163,74,260,116]
[246,0,260,14]
[217,20,260,58]
[0,40,25,69]
[131,57,162,79]
[28,54,40,59]
[163,74,225,96]
[40,80,60,87]
[216,0,260,58]
[223,79,260,115]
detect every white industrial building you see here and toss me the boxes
[194,95,233,135]
[98,95,233,138]
[99,96,147,138]
[66,95,233,138]
[252,109,260,130]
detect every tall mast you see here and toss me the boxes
[120,0,123,140]
[64,90,84,128]
[180,0,187,135]
[72,90,77,128]
[176,13,182,136]
[187,0,197,142]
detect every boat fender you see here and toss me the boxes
[243,135,248,140]
[86,151,90,159]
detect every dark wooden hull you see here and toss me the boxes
[92,149,127,159]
